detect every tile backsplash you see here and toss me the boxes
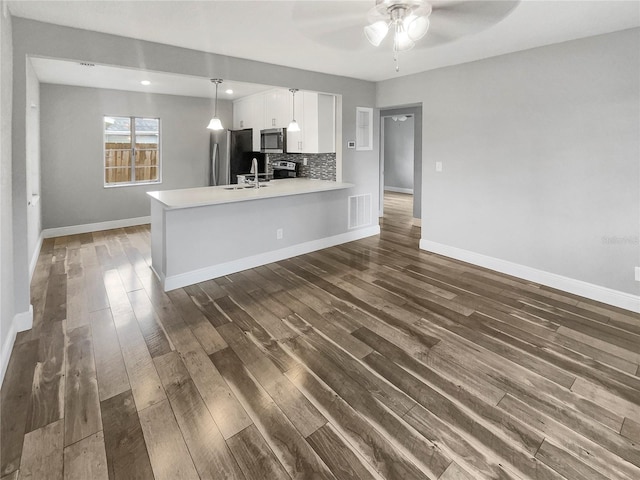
[268,153,336,181]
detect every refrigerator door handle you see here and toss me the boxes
[210,143,218,186]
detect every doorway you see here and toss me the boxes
[379,105,422,224]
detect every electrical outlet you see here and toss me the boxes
[276,228,283,240]
[303,157,308,166]
[435,162,443,172]
[635,267,640,282]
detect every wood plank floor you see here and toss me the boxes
[2,191,640,479]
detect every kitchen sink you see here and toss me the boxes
[223,184,268,190]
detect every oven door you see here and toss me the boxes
[272,169,296,179]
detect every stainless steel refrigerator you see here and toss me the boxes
[210,129,266,185]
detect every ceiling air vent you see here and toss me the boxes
[79,62,96,67]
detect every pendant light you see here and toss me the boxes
[207,79,224,130]
[287,88,300,133]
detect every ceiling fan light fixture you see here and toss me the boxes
[364,21,389,46]
[394,27,415,52]
[404,14,429,41]
[364,0,432,71]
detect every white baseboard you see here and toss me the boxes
[42,216,151,239]
[29,231,44,281]
[162,225,381,291]
[420,239,640,314]
[1,305,33,386]
[384,186,414,195]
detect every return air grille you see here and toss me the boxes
[348,194,372,229]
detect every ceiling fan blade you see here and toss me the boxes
[291,1,369,28]
[416,0,519,48]
[291,1,372,50]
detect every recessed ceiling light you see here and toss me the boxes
[225,89,233,94]
[141,80,151,86]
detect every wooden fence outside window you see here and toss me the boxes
[105,143,159,184]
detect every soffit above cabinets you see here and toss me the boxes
[29,57,275,100]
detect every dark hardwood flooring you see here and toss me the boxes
[2,191,640,479]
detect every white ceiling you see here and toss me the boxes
[10,0,640,83]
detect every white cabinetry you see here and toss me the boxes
[232,98,251,130]
[251,99,264,151]
[264,89,291,129]
[283,92,335,154]
[232,96,264,151]
[232,89,335,154]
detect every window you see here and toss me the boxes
[104,116,160,186]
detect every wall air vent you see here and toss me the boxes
[348,194,372,229]
[79,62,96,67]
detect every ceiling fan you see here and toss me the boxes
[364,0,434,71]
[292,0,519,72]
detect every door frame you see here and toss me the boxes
[378,105,423,220]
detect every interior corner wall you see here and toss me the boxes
[40,84,232,229]
[1,6,15,383]
[377,28,640,297]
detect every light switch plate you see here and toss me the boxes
[435,162,443,172]
[635,267,640,282]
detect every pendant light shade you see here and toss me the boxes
[288,88,300,132]
[287,120,300,132]
[207,79,224,131]
[207,117,223,130]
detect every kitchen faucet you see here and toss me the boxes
[251,157,260,189]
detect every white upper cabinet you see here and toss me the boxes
[287,91,335,154]
[252,99,264,151]
[233,88,336,154]
[233,95,264,151]
[232,98,251,130]
[264,89,290,129]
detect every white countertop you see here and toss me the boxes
[147,178,354,209]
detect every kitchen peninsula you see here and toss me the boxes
[147,178,379,291]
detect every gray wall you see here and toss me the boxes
[383,115,414,191]
[1,5,15,379]
[377,28,640,295]
[40,84,232,229]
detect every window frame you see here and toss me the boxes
[103,115,162,188]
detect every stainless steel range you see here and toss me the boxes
[271,160,298,179]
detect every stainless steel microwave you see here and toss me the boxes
[260,128,286,153]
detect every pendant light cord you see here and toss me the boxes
[214,80,219,117]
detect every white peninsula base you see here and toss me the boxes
[147,179,380,291]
